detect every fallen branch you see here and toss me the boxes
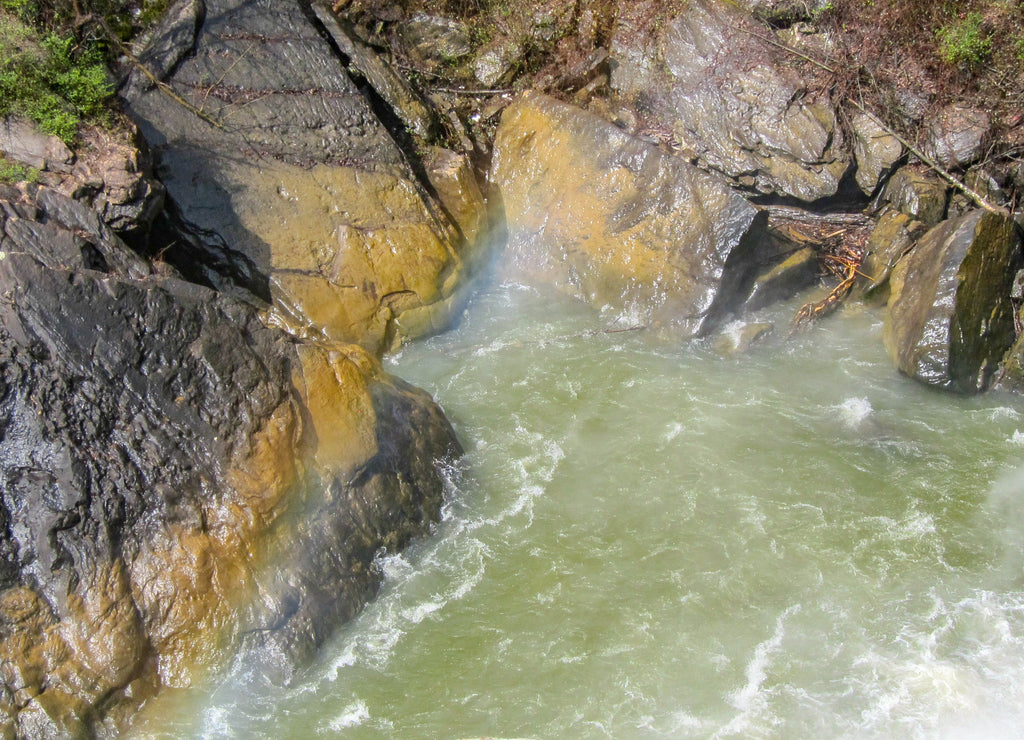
[92,16,224,130]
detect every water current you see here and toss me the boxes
[131,268,1024,739]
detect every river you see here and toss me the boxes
[130,266,1024,738]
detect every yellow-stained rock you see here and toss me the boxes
[491,92,769,337]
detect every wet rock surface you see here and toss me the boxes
[611,0,849,202]
[491,92,770,337]
[884,210,1022,393]
[124,0,485,355]
[0,185,461,735]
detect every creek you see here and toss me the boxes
[130,261,1024,739]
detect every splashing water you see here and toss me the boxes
[129,280,1024,739]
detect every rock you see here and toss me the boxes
[713,320,774,354]
[611,0,849,202]
[0,117,74,174]
[948,167,1008,219]
[475,42,522,88]
[858,208,928,301]
[851,112,903,196]
[0,188,461,733]
[400,13,473,69]
[2,185,152,278]
[743,246,819,311]
[45,125,167,243]
[491,92,771,337]
[884,210,1022,393]
[878,166,949,225]
[738,0,830,25]
[776,21,835,57]
[924,105,990,170]
[124,0,486,356]
[311,4,440,142]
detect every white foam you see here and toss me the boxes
[713,605,801,738]
[324,700,369,731]
[664,422,684,442]
[833,396,873,427]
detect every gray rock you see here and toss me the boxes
[312,4,439,142]
[611,0,848,202]
[884,209,1022,393]
[474,42,522,88]
[879,166,949,225]
[739,0,830,25]
[925,105,990,170]
[0,117,73,173]
[400,13,472,68]
[851,112,903,195]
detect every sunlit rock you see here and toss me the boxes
[884,209,1022,393]
[851,113,903,196]
[491,92,770,337]
[611,0,848,202]
[124,0,486,356]
[877,166,949,226]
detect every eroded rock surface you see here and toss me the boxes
[491,92,770,337]
[124,0,486,355]
[0,186,461,735]
[884,209,1022,392]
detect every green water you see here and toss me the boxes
[133,276,1024,739]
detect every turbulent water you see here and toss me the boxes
[131,270,1024,739]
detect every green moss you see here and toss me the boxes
[936,11,992,68]
[0,10,112,144]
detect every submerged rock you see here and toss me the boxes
[884,209,1022,393]
[124,0,486,356]
[0,186,461,734]
[491,92,770,337]
[611,0,848,202]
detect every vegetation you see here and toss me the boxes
[0,155,40,183]
[0,8,111,142]
[936,11,992,67]
[0,0,167,144]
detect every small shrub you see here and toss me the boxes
[0,156,40,183]
[936,11,992,68]
[0,10,112,143]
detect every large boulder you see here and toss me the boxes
[123,0,486,356]
[491,92,771,337]
[884,209,1022,393]
[611,0,849,202]
[0,185,461,735]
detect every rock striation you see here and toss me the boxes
[123,0,487,356]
